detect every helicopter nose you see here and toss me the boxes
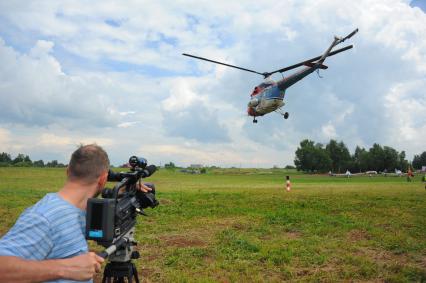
[248,98,259,107]
[247,107,256,116]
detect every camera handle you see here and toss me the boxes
[97,237,128,259]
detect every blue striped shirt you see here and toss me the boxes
[0,193,91,283]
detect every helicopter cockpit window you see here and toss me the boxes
[251,87,260,97]
[259,82,273,88]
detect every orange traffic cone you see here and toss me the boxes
[286,176,291,192]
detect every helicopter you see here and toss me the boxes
[183,28,358,123]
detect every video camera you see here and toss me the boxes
[85,156,159,262]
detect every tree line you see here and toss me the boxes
[294,139,426,173]
[0,152,66,167]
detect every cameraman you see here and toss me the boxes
[0,144,151,282]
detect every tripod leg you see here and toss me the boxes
[133,263,140,283]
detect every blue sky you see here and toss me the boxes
[0,0,425,167]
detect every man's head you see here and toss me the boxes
[67,144,110,186]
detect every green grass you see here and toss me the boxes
[0,167,425,282]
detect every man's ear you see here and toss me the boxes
[98,171,108,187]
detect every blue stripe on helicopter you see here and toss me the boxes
[262,86,284,100]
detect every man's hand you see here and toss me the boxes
[0,253,104,283]
[137,182,152,193]
[59,252,104,281]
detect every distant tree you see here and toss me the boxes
[294,140,331,173]
[11,153,32,167]
[398,151,409,171]
[284,165,296,170]
[13,161,32,167]
[412,151,426,170]
[33,160,45,167]
[200,168,207,174]
[313,144,333,173]
[382,146,399,171]
[294,139,316,172]
[368,143,385,171]
[46,160,59,167]
[12,153,27,164]
[0,152,12,163]
[352,146,369,172]
[326,140,351,173]
[0,161,11,167]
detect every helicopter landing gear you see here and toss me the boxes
[275,108,289,120]
[253,117,258,123]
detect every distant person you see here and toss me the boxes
[407,167,414,182]
[0,144,152,282]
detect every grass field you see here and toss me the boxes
[0,167,425,282]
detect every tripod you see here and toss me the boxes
[102,261,139,283]
[100,228,141,283]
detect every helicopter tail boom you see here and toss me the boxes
[304,62,328,69]
[317,28,359,64]
[277,28,358,90]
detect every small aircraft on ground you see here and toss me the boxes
[183,28,358,123]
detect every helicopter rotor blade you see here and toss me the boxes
[341,28,359,42]
[182,53,265,76]
[265,45,353,76]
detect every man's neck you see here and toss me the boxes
[58,181,96,211]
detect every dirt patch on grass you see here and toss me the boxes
[159,198,174,205]
[421,256,426,269]
[140,266,162,279]
[231,222,246,230]
[160,235,206,247]
[347,229,371,241]
[285,231,301,239]
[356,247,412,266]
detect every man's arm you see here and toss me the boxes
[0,252,104,283]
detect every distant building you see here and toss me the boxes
[422,166,426,172]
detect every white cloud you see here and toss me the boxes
[0,38,122,128]
[0,128,11,147]
[0,0,425,166]
[117,121,140,128]
[384,80,426,149]
[321,123,337,139]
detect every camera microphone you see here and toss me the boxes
[141,165,157,178]
[107,169,126,182]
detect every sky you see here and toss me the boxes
[0,0,425,167]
